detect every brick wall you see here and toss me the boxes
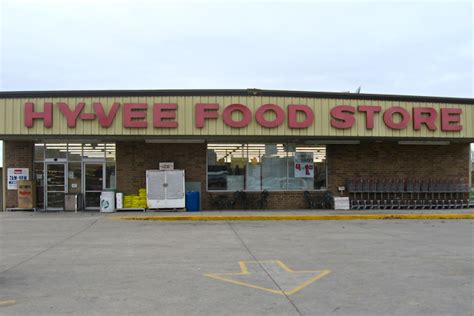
[116,141,208,208]
[3,141,469,210]
[3,141,34,208]
[327,142,470,195]
[206,191,324,210]
[116,141,470,210]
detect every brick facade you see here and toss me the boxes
[3,141,34,209]
[2,141,470,210]
[116,141,470,210]
[327,142,470,195]
[115,141,208,208]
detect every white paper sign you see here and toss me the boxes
[294,153,314,178]
[159,162,174,171]
[7,168,29,190]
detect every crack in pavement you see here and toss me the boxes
[226,221,303,316]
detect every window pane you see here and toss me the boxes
[106,162,116,189]
[83,143,105,159]
[208,143,327,192]
[106,144,116,161]
[34,144,45,161]
[288,145,327,190]
[261,144,287,190]
[45,143,67,159]
[207,144,244,191]
[68,162,82,193]
[67,144,82,161]
[314,160,327,190]
[246,144,262,190]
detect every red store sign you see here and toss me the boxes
[24,102,463,132]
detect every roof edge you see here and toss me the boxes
[0,88,472,104]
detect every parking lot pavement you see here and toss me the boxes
[0,213,473,315]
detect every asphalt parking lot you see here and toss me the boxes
[0,212,473,315]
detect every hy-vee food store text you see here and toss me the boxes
[24,102,463,132]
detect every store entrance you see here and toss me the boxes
[45,163,67,210]
[84,163,104,209]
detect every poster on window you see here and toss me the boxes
[7,168,29,190]
[294,153,314,178]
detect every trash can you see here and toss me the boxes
[100,191,116,212]
[186,191,200,212]
[64,193,83,212]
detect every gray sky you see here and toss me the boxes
[0,0,473,166]
[1,0,472,97]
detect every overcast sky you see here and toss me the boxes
[1,0,472,97]
[0,0,472,166]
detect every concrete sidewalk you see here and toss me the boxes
[1,208,473,219]
[112,212,474,221]
[1,209,473,222]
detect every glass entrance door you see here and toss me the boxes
[84,163,104,209]
[45,163,67,210]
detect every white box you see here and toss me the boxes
[146,170,185,209]
[116,192,123,209]
[334,197,350,210]
[159,162,174,171]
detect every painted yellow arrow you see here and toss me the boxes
[205,260,330,295]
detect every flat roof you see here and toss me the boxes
[0,88,473,105]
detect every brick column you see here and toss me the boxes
[3,141,34,209]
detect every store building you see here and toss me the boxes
[1,89,472,211]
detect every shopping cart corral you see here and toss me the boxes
[346,178,471,210]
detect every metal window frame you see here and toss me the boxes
[206,142,328,193]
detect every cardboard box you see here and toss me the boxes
[17,180,36,209]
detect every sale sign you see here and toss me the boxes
[7,168,29,190]
[294,153,314,178]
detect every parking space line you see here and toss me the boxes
[0,300,16,306]
[205,260,331,296]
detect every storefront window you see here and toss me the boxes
[246,144,262,190]
[106,162,116,189]
[83,143,106,159]
[67,144,82,161]
[106,143,116,160]
[261,144,287,190]
[287,145,327,190]
[45,143,67,159]
[68,162,82,193]
[207,143,327,191]
[33,142,116,210]
[207,144,245,190]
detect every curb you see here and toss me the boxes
[111,214,474,221]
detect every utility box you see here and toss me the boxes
[334,197,350,210]
[17,180,35,209]
[146,170,185,209]
[116,192,123,209]
[64,193,84,212]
